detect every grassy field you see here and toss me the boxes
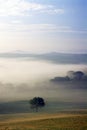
[0,111,87,130]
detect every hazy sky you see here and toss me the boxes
[0,0,87,53]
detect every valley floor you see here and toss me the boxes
[0,110,87,130]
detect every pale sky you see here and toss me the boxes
[0,0,87,53]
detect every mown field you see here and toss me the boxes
[0,111,87,130]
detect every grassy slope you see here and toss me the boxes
[0,111,87,130]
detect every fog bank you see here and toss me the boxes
[0,58,87,103]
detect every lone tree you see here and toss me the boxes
[29,97,45,112]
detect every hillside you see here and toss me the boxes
[0,52,87,64]
[0,112,87,130]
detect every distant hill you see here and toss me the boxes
[0,52,87,64]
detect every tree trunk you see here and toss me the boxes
[36,107,38,112]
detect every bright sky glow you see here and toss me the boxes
[0,0,87,53]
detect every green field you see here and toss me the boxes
[0,111,87,130]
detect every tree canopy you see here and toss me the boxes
[29,97,45,112]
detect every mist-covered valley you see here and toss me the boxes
[0,52,87,104]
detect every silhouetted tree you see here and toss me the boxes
[67,71,85,80]
[74,71,84,80]
[29,97,45,112]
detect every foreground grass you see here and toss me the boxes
[0,113,87,130]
